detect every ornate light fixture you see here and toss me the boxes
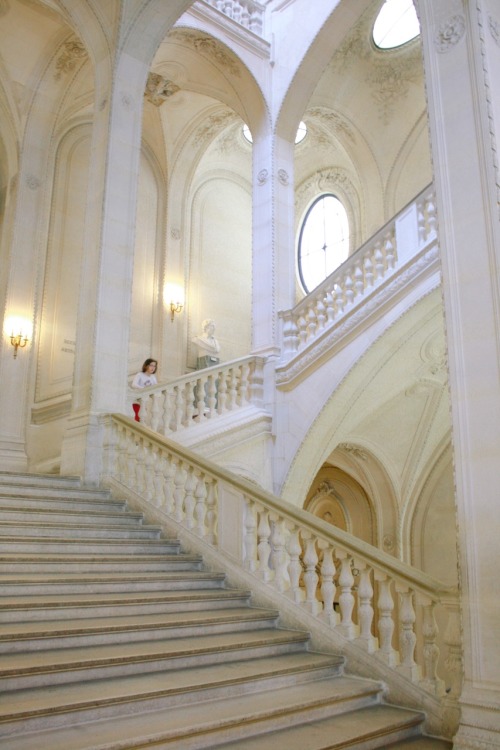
[4,317,32,359]
[164,283,184,323]
[10,331,29,358]
[169,300,183,322]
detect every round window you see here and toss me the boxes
[298,195,349,293]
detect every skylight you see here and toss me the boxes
[372,0,420,49]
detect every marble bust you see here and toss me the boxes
[192,319,220,360]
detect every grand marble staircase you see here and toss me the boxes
[0,472,452,749]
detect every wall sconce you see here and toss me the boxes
[4,317,32,359]
[164,283,184,323]
[169,300,183,322]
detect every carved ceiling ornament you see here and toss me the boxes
[257,169,268,185]
[338,443,368,461]
[366,55,422,124]
[144,73,180,106]
[54,39,87,81]
[193,110,239,147]
[434,14,466,53]
[307,108,356,144]
[170,30,241,77]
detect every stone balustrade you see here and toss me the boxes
[129,355,266,436]
[105,414,462,717]
[199,0,265,35]
[279,184,437,362]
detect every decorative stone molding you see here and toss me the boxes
[171,228,181,240]
[25,174,41,190]
[488,15,500,46]
[307,108,356,143]
[434,15,466,53]
[54,39,87,81]
[366,56,423,123]
[144,73,180,106]
[339,443,368,461]
[120,92,132,110]
[193,110,238,147]
[257,169,268,185]
[170,30,241,77]
[383,534,395,553]
[277,169,289,186]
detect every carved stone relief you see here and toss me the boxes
[144,73,180,106]
[434,15,466,53]
[54,39,87,81]
[307,108,356,144]
[169,30,241,77]
[489,15,500,46]
[193,111,238,147]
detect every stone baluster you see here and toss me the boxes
[249,8,262,34]
[217,371,228,414]
[270,515,289,592]
[286,524,304,603]
[143,441,155,502]
[241,6,250,29]
[126,429,138,488]
[184,381,195,425]
[117,426,128,483]
[205,480,218,545]
[248,358,264,407]
[396,587,420,681]
[298,315,308,349]
[315,294,326,332]
[243,498,258,572]
[334,282,344,314]
[173,462,187,523]
[302,534,320,615]
[325,290,335,324]
[228,367,238,409]
[443,605,463,700]
[364,252,374,288]
[135,439,147,495]
[374,573,398,666]
[336,552,357,639]
[173,386,184,431]
[354,261,364,298]
[318,541,337,626]
[419,598,445,696]
[355,564,376,652]
[193,470,208,537]
[417,198,426,244]
[426,195,437,238]
[256,505,272,582]
[384,232,396,270]
[195,376,206,423]
[281,311,300,357]
[232,3,241,23]
[206,373,217,415]
[150,391,162,432]
[374,240,385,279]
[163,455,176,513]
[152,449,166,508]
[238,362,250,406]
[183,468,197,529]
[306,306,317,341]
[344,273,354,306]
[162,388,173,435]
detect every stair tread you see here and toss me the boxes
[0,553,195,562]
[0,588,249,608]
[0,606,279,639]
[0,651,343,719]
[0,571,223,584]
[206,704,424,750]
[0,628,310,676]
[0,676,381,750]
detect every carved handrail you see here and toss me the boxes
[128,355,266,435]
[279,183,437,362]
[104,415,462,708]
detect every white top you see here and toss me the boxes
[131,372,158,389]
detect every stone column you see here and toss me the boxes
[417,0,500,745]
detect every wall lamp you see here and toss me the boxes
[169,300,183,322]
[164,283,185,323]
[4,317,32,359]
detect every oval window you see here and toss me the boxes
[373,0,420,49]
[298,195,349,293]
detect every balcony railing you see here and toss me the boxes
[104,415,462,736]
[279,184,438,364]
[129,355,266,436]
[198,0,265,35]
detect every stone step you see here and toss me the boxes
[0,552,202,573]
[0,493,129,513]
[0,484,115,503]
[0,651,345,737]
[387,740,452,749]
[0,588,252,621]
[0,676,381,750]
[0,536,181,555]
[0,606,280,652]
[0,505,145,525]
[0,472,82,490]
[206,704,426,750]
[0,570,227,595]
[1,628,312,691]
[0,521,163,540]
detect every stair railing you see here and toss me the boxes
[279,184,437,363]
[129,355,266,436]
[104,415,462,715]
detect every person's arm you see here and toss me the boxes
[131,372,143,389]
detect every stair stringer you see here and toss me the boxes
[105,474,459,741]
